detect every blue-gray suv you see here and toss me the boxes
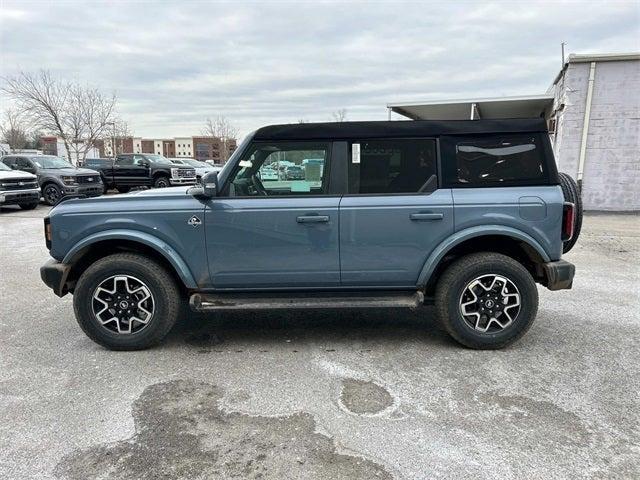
[40,119,579,350]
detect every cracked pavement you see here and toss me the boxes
[0,206,638,479]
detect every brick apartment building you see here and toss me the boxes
[101,136,236,163]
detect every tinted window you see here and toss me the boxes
[348,139,437,194]
[227,142,328,197]
[443,134,547,186]
[115,155,133,165]
[16,158,32,168]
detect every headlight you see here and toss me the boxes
[171,168,179,179]
[60,175,77,186]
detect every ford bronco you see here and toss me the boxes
[40,119,579,350]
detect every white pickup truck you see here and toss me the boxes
[0,161,40,209]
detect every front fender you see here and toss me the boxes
[62,229,198,289]
[416,225,551,287]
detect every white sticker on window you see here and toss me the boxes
[352,143,361,164]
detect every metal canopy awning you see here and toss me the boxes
[387,94,554,120]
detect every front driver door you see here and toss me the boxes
[204,141,340,289]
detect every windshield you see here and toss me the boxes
[182,159,208,168]
[33,156,75,169]
[0,162,10,171]
[145,154,172,165]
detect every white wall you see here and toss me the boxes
[552,59,640,211]
[175,137,193,157]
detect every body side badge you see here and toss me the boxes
[187,215,202,227]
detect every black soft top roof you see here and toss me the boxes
[253,118,548,141]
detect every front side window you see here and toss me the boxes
[226,142,329,197]
[348,139,437,194]
[442,134,547,186]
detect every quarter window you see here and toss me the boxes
[348,139,437,194]
[226,142,329,197]
[443,134,547,186]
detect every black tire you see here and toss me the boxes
[116,186,132,194]
[73,253,181,350]
[435,252,538,350]
[19,202,39,210]
[42,183,62,206]
[153,175,170,188]
[558,172,583,253]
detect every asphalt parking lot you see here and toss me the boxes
[0,204,638,479]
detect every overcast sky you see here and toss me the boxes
[1,0,639,138]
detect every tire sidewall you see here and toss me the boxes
[443,259,538,348]
[154,176,169,188]
[43,183,62,205]
[73,258,177,349]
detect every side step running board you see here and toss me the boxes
[190,291,424,312]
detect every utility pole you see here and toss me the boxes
[561,42,566,67]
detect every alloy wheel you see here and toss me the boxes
[91,275,155,334]
[459,274,521,333]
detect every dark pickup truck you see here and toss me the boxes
[85,154,197,193]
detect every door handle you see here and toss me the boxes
[410,213,444,221]
[296,215,329,223]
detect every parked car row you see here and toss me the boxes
[0,153,205,207]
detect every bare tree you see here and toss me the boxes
[202,115,238,163]
[331,109,348,122]
[0,109,28,150]
[2,70,117,163]
[106,119,131,156]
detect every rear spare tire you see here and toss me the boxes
[558,172,583,253]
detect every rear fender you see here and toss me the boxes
[417,225,550,287]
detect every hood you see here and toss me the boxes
[50,186,193,215]
[42,167,100,175]
[0,170,37,180]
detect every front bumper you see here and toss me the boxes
[170,178,197,185]
[542,259,575,290]
[62,184,103,198]
[40,259,72,297]
[0,188,40,205]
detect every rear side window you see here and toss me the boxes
[348,139,437,194]
[442,134,548,187]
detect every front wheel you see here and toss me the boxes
[20,202,39,210]
[73,253,181,350]
[435,252,538,349]
[43,183,62,206]
[153,175,170,188]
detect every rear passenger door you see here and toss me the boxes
[339,138,454,286]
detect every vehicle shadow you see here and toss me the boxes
[165,306,455,350]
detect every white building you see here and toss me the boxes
[175,137,194,157]
[387,52,640,211]
[548,53,639,211]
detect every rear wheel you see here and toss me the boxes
[558,172,583,253]
[435,252,538,349]
[73,253,181,350]
[153,175,170,188]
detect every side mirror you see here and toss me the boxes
[141,162,150,168]
[189,171,218,199]
[203,171,218,197]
